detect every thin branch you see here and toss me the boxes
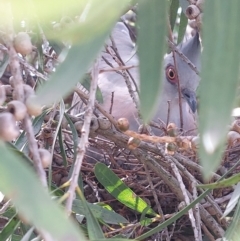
[65,60,99,214]
[2,2,47,187]
[170,161,200,241]
[167,21,184,129]
[167,39,200,76]
[74,87,118,128]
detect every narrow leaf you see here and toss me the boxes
[34,0,131,106]
[20,226,35,241]
[72,199,128,224]
[223,183,240,217]
[225,198,240,241]
[76,188,104,240]
[58,126,67,167]
[94,163,157,216]
[64,113,78,162]
[15,110,47,150]
[0,215,20,241]
[0,143,86,240]
[177,10,188,44]
[137,0,168,123]
[169,0,179,32]
[137,189,210,240]
[197,173,240,189]
[199,0,240,178]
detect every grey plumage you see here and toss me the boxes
[97,22,201,135]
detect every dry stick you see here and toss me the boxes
[100,65,137,73]
[3,3,47,187]
[74,87,118,128]
[94,128,224,237]
[167,39,200,76]
[167,22,184,130]
[203,192,227,228]
[143,163,170,241]
[170,159,202,241]
[203,193,231,208]
[23,117,47,186]
[18,57,48,81]
[105,44,140,116]
[170,161,199,241]
[65,60,99,214]
[201,223,215,241]
[109,35,139,94]
[175,153,221,181]
[167,100,171,127]
[109,92,114,114]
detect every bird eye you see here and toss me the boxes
[166,65,177,84]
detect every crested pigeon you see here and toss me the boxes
[97,22,201,135]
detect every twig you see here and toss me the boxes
[110,92,114,114]
[171,158,202,240]
[167,39,200,76]
[109,35,139,94]
[167,100,171,127]
[167,22,184,129]
[18,57,48,81]
[2,2,47,187]
[170,161,199,241]
[105,43,140,117]
[23,116,47,186]
[74,87,118,128]
[65,59,99,214]
[93,127,225,237]
[99,65,137,73]
[201,223,215,241]
[143,163,170,241]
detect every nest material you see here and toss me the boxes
[49,112,238,240]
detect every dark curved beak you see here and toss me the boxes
[181,88,197,113]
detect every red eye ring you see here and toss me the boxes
[166,65,177,84]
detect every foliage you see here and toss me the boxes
[0,0,240,240]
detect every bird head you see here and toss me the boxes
[163,34,201,114]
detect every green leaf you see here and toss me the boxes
[72,199,128,225]
[58,126,67,167]
[0,215,20,241]
[225,198,240,241]
[0,143,86,241]
[199,0,240,178]
[33,0,131,106]
[20,226,35,241]
[15,110,47,150]
[137,189,210,240]
[64,113,78,162]
[94,163,157,216]
[137,0,168,123]
[76,189,105,240]
[81,73,103,103]
[169,0,179,32]
[177,10,188,44]
[197,173,240,189]
[223,182,240,218]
